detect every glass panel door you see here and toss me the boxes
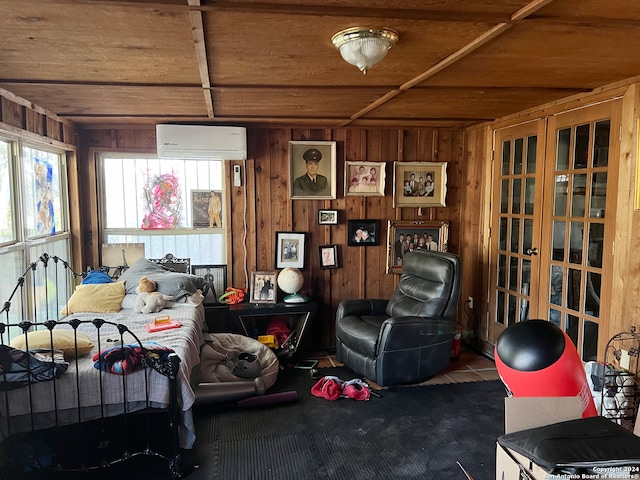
[488,121,546,343]
[488,101,619,362]
[539,102,618,361]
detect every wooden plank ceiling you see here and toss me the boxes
[0,0,639,128]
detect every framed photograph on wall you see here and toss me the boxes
[386,220,449,274]
[191,190,223,228]
[345,161,386,196]
[289,141,337,200]
[393,162,448,208]
[319,244,339,269]
[318,209,338,225]
[275,231,307,269]
[191,264,227,304]
[250,271,278,304]
[347,219,380,246]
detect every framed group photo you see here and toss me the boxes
[386,220,449,274]
[191,190,223,228]
[319,244,339,269]
[191,264,228,304]
[345,161,385,196]
[250,271,277,304]
[289,141,337,200]
[275,231,307,269]
[393,162,448,208]
[347,219,380,246]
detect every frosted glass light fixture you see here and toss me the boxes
[331,27,399,74]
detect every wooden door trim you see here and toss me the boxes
[488,119,546,343]
[540,99,621,360]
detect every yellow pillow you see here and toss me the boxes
[61,282,126,315]
[10,330,94,359]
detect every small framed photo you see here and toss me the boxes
[318,209,338,225]
[386,220,449,274]
[345,161,386,196]
[191,189,223,228]
[275,231,307,269]
[289,141,337,200]
[393,162,448,208]
[347,219,380,246]
[191,264,227,304]
[250,271,278,304]
[319,244,339,269]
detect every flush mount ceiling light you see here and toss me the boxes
[331,27,399,75]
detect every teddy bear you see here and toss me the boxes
[134,276,174,314]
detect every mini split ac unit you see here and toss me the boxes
[156,124,247,160]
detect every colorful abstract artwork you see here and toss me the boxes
[34,156,55,235]
[141,171,182,229]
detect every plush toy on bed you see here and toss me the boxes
[134,276,173,314]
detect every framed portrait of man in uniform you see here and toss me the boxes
[289,141,337,200]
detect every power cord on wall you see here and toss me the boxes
[462,298,476,345]
[241,158,248,290]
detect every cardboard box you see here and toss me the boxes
[495,397,582,480]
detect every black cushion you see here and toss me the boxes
[498,416,640,471]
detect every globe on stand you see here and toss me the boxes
[277,268,307,303]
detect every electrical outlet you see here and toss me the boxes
[467,296,474,309]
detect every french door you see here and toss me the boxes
[488,100,620,361]
[488,120,546,344]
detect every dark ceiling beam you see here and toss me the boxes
[524,15,640,27]
[45,0,640,27]
[0,80,202,88]
[53,0,512,23]
[199,2,511,23]
[0,80,590,93]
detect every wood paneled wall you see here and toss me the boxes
[80,126,484,351]
[6,78,640,355]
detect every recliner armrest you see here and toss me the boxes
[337,299,388,319]
[383,315,454,326]
[377,316,456,352]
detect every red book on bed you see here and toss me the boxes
[146,319,181,333]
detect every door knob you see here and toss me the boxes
[526,247,539,256]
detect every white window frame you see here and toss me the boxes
[96,152,228,267]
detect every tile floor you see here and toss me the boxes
[427,347,500,385]
[308,345,499,386]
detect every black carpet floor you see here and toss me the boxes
[186,366,508,480]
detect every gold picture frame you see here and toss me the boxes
[393,162,447,208]
[345,161,386,196]
[386,220,449,274]
[289,141,337,200]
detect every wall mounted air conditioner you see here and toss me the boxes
[156,124,247,160]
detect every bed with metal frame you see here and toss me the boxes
[0,253,205,478]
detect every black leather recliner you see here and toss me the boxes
[335,249,462,386]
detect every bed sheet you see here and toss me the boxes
[0,295,205,447]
